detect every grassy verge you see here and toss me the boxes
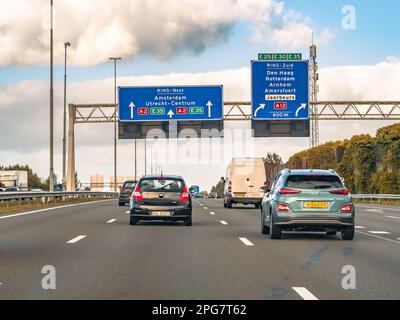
[0,197,116,215]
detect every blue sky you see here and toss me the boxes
[1,0,399,85]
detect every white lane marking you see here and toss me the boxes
[220,220,228,225]
[366,209,384,213]
[106,219,117,224]
[0,199,115,220]
[209,212,216,215]
[125,210,130,214]
[204,207,208,210]
[356,231,400,245]
[66,235,87,244]
[239,237,254,246]
[355,226,366,229]
[199,204,203,206]
[369,231,391,235]
[386,215,400,220]
[292,287,319,300]
[397,238,400,241]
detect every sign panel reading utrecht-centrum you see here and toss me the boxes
[118,86,223,122]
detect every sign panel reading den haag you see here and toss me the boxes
[118,86,223,122]
[252,60,309,120]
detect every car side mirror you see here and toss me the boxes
[259,186,271,193]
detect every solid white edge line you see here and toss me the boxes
[66,235,87,244]
[356,231,400,245]
[386,215,400,219]
[369,231,392,235]
[0,199,115,220]
[239,237,254,246]
[356,204,400,212]
[292,287,319,300]
[106,219,117,224]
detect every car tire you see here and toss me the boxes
[261,213,270,235]
[118,201,125,207]
[130,216,137,225]
[185,216,192,226]
[255,203,261,209]
[341,227,355,240]
[269,214,282,239]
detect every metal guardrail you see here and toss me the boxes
[352,194,400,200]
[0,191,118,202]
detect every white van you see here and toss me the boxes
[223,158,267,208]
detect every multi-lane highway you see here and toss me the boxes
[0,198,399,300]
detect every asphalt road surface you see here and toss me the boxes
[0,198,399,300]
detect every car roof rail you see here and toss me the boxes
[328,168,337,174]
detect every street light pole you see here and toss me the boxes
[144,138,147,175]
[49,0,54,192]
[62,42,71,191]
[109,57,122,191]
[134,139,137,180]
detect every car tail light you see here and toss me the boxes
[276,203,290,212]
[132,184,143,202]
[228,181,232,193]
[330,189,350,195]
[279,188,302,195]
[340,204,353,213]
[179,185,190,203]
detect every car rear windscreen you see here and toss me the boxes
[139,179,184,192]
[285,175,343,189]
[123,182,136,189]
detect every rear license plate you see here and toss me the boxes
[234,193,246,197]
[151,211,172,217]
[304,202,329,209]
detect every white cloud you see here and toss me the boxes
[1,58,400,190]
[0,0,332,67]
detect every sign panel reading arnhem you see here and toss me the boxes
[251,60,309,121]
[118,86,223,122]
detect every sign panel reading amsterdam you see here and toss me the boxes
[118,86,223,122]
[251,60,309,121]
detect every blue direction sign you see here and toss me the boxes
[252,60,309,120]
[119,86,223,122]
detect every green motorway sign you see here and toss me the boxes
[258,53,302,61]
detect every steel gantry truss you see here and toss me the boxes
[66,101,400,191]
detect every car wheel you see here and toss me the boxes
[261,212,270,235]
[185,216,192,226]
[327,231,337,236]
[341,227,354,240]
[255,203,261,209]
[130,216,137,225]
[118,201,125,207]
[269,214,282,239]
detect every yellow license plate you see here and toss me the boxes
[304,202,329,209]
[234,193,246,197]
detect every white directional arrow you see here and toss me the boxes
[295,103,307,117]
[254,103,265,118]
[129,102,135,119]
[167,109,175,119]
[206,101,213,118]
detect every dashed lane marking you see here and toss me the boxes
[369,231,392,235]
[220,220,228,225]
[292,287,318,300]
[66,235,87,244]
[106,219,117,224]
[239,237,254,246]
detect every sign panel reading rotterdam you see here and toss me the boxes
[118,86,223,122]
[252,59,309,121]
